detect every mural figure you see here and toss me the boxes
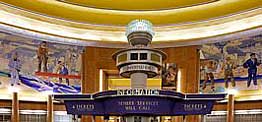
[0,41,4,54]
[65,49,76,73]
[243,53,261,88]
[162,63,177,88]
[200,34,262,94]
[222,57,236,88]
[0,32,83,94]
[8,52,22,86]
[37,41,48,72]
[202,60,216,91]
[55,61,69,86]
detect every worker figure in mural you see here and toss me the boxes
[8,52,22,86]
[65,49,77,74]
[202,60,216,91]
[222,57,236,88]
[37,41,48,72]
[0,41,4,55]
[243,53,261,88]
[55,61,69,86]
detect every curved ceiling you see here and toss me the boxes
[0,0,261,47]
[0,0,261,25]
[57,0,216,11]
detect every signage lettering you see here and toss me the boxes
[72,104,95,111]
[183,103,207,111]
[117,89,159,96]
[61,90,224,115]
[122,64,157,71]
[117,100,159,111]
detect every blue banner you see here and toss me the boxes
[174,101,214,115]
[104,97,174,115]
[54,90,225,116]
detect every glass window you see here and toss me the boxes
[151,53,160,62]
[130,53,138,60]
[118,53,127,63]
[140,53,148,60]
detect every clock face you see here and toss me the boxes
[126,19,154,36]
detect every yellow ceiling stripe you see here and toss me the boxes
[0,0,260,25]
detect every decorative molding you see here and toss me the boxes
[0,23,260,48]
[56,0,219,11]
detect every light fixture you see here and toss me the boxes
[0,108,11,114]
[99,69,103,92]
[208,109,262,115]
[226,88,238,95]
[42,90,54,95]
[176,69,182,92]
[20,110,47,115]
[54,111,68,115]
[8,86,20,93]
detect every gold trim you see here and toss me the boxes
[57,0,219,11]
[0,0,260,25]
[0,10,261,47]
[0,2,261,47]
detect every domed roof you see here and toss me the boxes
[0,0,260,47]
[58,0,218,11]
[0,0,260,25]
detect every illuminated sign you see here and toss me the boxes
[55,90,226,116]
[117,89,159,96]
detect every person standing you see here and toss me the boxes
[64,49,75,74]
[37,41,48,72]
[243,53,260,88]
[8,52,22,86]
[202,60,216,91]
[222,57,236,88]
[55,61,69,86]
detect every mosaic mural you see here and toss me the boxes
[200,34,262,94]
[0,31,83,99]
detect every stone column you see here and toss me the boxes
[126,72,149,122]
[130,73,147,88]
